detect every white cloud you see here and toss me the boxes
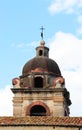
[78,0,82,7]
[50,31,82,70]
[48,0,82,15]
[0,85,13,116]
[49,31,82,116]
[48,0,82,35]
[77,15,82,34]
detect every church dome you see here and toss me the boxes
[22,56,61,76]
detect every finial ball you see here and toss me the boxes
[40,40,45,46]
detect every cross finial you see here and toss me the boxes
[40,26,45,40]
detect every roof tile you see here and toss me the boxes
[0,117,82,126]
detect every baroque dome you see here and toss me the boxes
[22,56,61,77]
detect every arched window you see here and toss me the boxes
[26,101,50,116]
[34,77,43,88]
[39,50,43,56]
[30,105,46,116]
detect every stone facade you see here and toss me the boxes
[12,84,70,117]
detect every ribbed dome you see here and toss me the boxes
[22,56,61,76]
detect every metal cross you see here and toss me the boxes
[40,26,45,39]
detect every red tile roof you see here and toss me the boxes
[0,116,82,126]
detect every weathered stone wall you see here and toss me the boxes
[13,88,65,117]
[0,126,79,130]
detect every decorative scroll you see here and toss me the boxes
[53,77,65,86]
[12,78,20,88]
[50,77,65,89]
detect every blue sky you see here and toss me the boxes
[0,0,82,116]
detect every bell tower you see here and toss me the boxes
[11,29,71,117]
